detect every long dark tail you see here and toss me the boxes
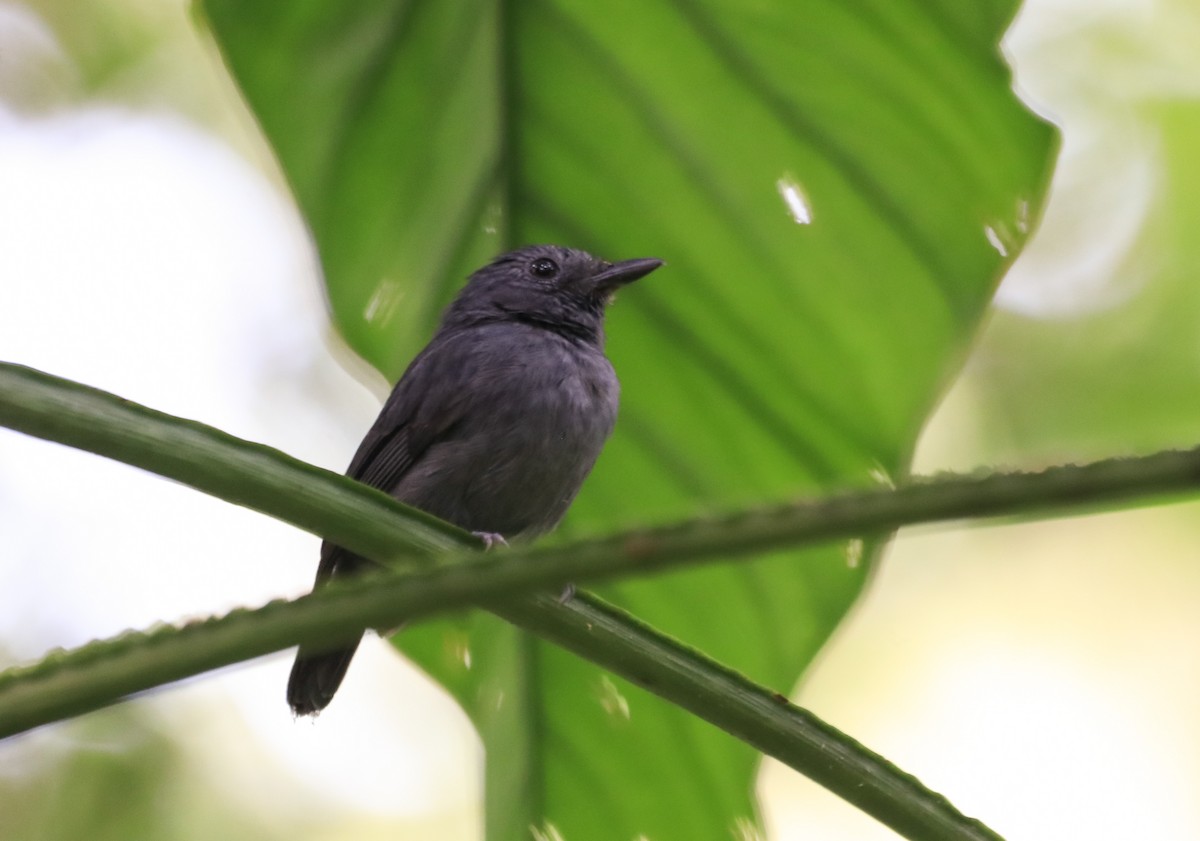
[287,635,363,716]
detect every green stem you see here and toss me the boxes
[10,362,1200,839]
[500,593,1002,841]
[0,363,461,557]
[6,361,1200,587]
[0,571,999,841]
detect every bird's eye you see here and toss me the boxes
[530,258,559,278]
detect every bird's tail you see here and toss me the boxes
[287,636,363,716]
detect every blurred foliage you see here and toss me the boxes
[198,2,1053,840]
[969,104,1200,462]
[957,3,1200,465]
[6,0,263,151]
[20,0,165,96]
[0,706,273,841]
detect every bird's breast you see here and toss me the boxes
[397,330,620,538]
[492,338,619,464]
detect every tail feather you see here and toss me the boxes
[287,636,363,716]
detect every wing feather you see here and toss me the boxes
[315,334,470,581]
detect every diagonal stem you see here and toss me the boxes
[7,362,1200,839]
[0,561,1001,841]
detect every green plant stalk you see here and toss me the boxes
[0,363,462,559]
[5,362,1200,581]
[500,593,1003,841]
[7,363,1200,838]
[0,362,999,840]
[0,573,998,841]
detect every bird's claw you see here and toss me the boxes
[473,531,509,550]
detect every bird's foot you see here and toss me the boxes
[473,531,509,550]
[557,582,576,604]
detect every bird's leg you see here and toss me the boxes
[470,531,571,600]
[472,531,509,550]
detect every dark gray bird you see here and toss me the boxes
[287,244,662,715]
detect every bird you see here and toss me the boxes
[287,244,663,715]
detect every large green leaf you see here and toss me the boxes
[198,1,1054,838]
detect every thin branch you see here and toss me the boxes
[0,362,462,557]
[0,560,1001,841]
[497,593,1004,841]
[8,362,1200,838]
[6,361,1200,584]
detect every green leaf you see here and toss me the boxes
[198,2,1055,839]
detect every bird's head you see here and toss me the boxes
[445,245,662,341]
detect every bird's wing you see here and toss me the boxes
[345,421,417,490]
[315,334,472,581]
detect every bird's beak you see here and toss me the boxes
[591,257,664,292]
